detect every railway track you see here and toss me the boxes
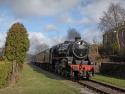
[78,79,125,94]
[33,63,125,94]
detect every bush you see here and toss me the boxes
[0,61,12,88]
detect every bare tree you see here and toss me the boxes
[93,37,98,44]
[67,28,81,40]
[99,3,125,31]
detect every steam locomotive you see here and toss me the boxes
[32,37,94,79]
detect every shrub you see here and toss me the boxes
[0,61,12,88]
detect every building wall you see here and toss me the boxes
[100,63,125,78]
[103,24,125,56]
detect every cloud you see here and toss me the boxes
[82,27,103,43]
[0,28,102,54]
[56,14,92,26]
[77,0,125,43]
[80,0,125,23]
[0,23,64,54]
[1,0,125,52]
[0,14,17,48]
[0,32,6,48]
[44,24,57,32]
[78,17,92,25]
[6,0,80,17]
[0,0,5,4]
[28,32,65,54]
[57,14,74,24]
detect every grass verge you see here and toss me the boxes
[0,61,12,88]
[91,74,125,88]
[0,63,80,94]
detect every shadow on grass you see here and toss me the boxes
[95,73,125,80]
[27,63,64,80]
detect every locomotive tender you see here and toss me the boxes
[32,37,94,79]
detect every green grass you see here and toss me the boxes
[91,74,125,88]
[0,64,80,94]
[0,61,12,87]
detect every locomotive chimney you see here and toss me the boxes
[75,37,81,41]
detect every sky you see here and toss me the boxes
[0,0,125,54]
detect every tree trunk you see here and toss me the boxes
[11,60,18,85]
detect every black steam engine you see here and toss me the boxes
[32,37,94,79]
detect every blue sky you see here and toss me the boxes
[0,0,125,54]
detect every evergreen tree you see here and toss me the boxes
[4,22,29,66]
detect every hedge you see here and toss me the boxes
[0,61,12,88]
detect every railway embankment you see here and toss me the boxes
[91,74,125,89]
[0,63,83,94]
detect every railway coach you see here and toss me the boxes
[32,37,94,80]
